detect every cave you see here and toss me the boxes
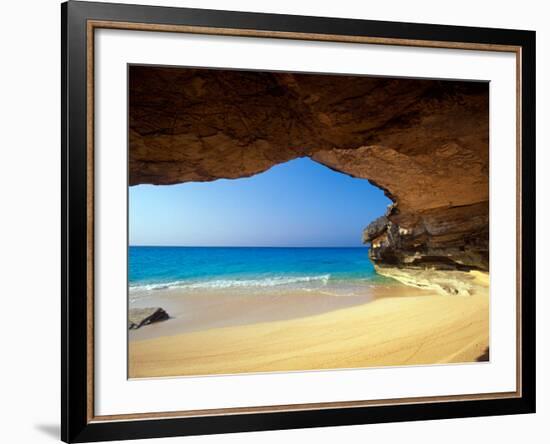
[129,65,489,273]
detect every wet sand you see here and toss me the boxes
[129,273,489,378]
[129,283,424,341]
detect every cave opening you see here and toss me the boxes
[129,66,489,273]
[129,156,391,248]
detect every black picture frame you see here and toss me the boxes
[62,1,536,442]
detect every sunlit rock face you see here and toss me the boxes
[129,66,489,272]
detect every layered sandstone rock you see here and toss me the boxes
[129,66,489,273]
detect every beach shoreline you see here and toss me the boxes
[128,280,413,340]
[128,272,489,378]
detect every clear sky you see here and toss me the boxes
[129,157,391,247]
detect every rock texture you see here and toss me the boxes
[374,268,488,297]
[129,307,170,330]
[129,66,489,273]
[364,201,489,271]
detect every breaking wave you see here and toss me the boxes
[129,274,333,293]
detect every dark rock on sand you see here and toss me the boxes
[129,307,169,330]
[476,346,490,362]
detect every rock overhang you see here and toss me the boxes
[129,66,489,272]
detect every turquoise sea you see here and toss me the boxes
[129,246,391,295]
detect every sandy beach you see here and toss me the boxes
[129,272,489,378]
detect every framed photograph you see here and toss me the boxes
[61,1,536,442]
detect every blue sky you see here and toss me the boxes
[129,157,390,247]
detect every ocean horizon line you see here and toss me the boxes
[129,245,369,249]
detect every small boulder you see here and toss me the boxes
[129,307,169,329]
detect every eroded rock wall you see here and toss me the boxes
[364,202,489,271]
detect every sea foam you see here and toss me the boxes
[129,274,332,293]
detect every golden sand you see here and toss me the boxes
[129,273,489,378]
